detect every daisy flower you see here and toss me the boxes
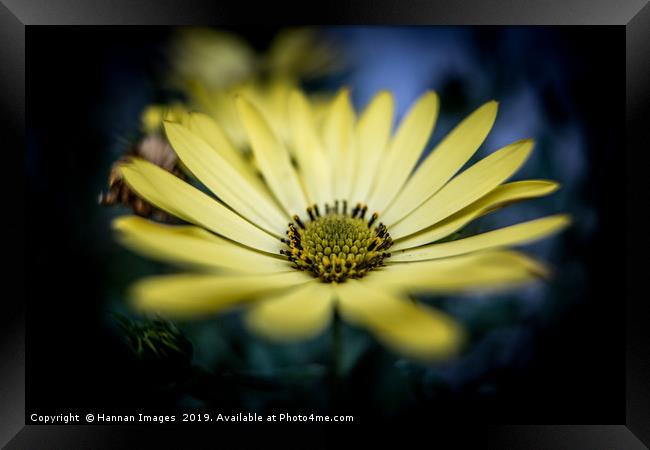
[169,27,339,92]
[113,88,570,361]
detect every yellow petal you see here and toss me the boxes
[393,180,560,250]
[164,121,287,236]
[336,280,464,361]
[350,91,395,204]
[119,158,280,254]
[245,282,334,341]
[287,90,333,205]
[131,271,312,318]
[189,84,249,149]
[236,96,308,215]
[322,88,357,201]
[390,139,534,239]
[113,216,292,273]
[382,101,498,224]
[368,91,439,213]
[390,214,571,262]
[379,250,549,292]
[187,112,272,194]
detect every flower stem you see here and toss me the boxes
[330,311,342,380]
[329,311,343,412]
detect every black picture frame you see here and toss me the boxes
[3,1,649,447]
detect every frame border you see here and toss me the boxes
[4,1,649,447]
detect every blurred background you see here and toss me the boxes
[26,26,624,424]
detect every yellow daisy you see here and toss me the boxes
[113,88,570,361]
[168,27,339,92]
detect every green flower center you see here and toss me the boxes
[281,201,393,283]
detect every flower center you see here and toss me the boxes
[281,201,393,283]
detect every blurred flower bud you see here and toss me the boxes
[115,314,193,380]
[264,28,342,80]
[99,133,184,220]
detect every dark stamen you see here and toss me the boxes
[368,212,378,228]
[293,215,306,229]
[360,205,368,219]
[377,240,391,251]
